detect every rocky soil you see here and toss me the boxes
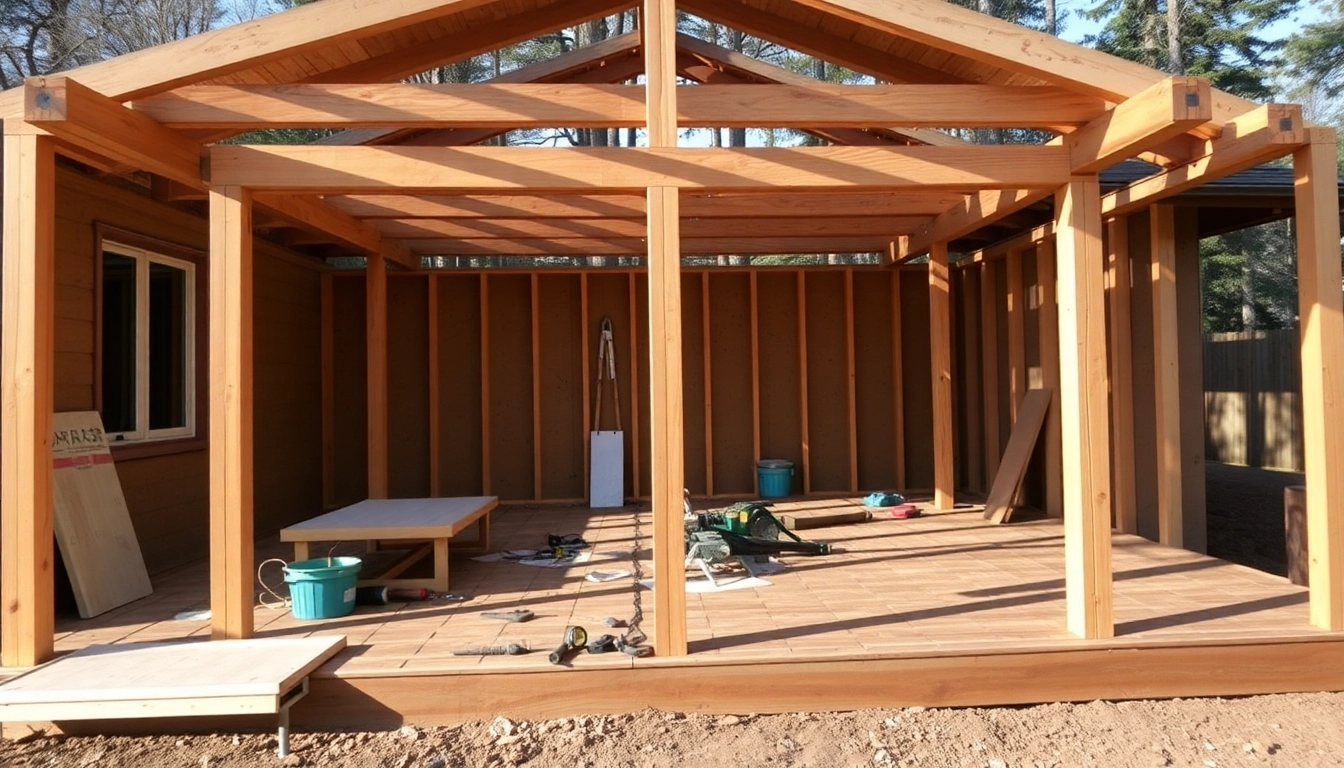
[4,692,1344,768]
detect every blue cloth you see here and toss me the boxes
[863,491,906,508]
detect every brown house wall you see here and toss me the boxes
[50,167,323,575]
[331,267,931,503]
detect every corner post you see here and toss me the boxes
[645,0,687,656]
[1294,131,1344,630]
[929,241,954,510]
[1,130,57,666]
[209,184,255,640]
[1055,177,1113,639]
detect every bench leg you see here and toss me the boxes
[434,538,450,593]
[278,706,291,759]
[479,513,491,553]
[294,542,310,562]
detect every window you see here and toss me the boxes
[99,233,199,444]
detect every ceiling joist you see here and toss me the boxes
[209,144,1072,192]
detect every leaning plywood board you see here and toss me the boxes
[0,636,345,721]
[983,390,1053,524]
[52,411,152,617]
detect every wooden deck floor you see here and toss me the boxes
[36,498,1344,727]
[54,499,1322,672]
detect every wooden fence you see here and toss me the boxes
[1203,328,1303,471]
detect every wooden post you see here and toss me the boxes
[930,242,954,510]
[1106,218,1138,534]
[628,272,642,500]
[531,273,542,501]
[1,132,57,666]
[1150,204,1183,547]
[891,269,906,489]
[702,273,714,496]
[208,184,255,640]
[845,270,859,492]
[320,273,336,510]
[427,275,441,498]
[1038,240,1063,518]
[1294,134,1344,631]
[1055,176,1113,640]
[366,252,389,499]
[980,261,1001,485]
[480,274,491,495]
[962,268,984,491]
[798,271,812,496]
[1006,250,1027,424]
[581,274,591,500]
[750,272,762,496]
[645,0,686,657]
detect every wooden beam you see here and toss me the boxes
[784,0,1254,132]
[480,275,491,495]
[646,0,686,659]
[315,31,644,147]
[1054,176,1113,640]
[1294,131,1344,631]
[208,184,255,641]
[750,272,762,496]
[25,76,201,186]
[25,72,413,267]
[366,253,389,500]
[1,133,57,667]
[1064,77,1212,174]
[929,242,954,510]
[375,216,932,240]
[401,237,900,257]
[135,83,1106,130]
[0,0,508,111]
[1102,105,1306,218]
[980,261,1002,486]
[1006,250,1026,425]
[845,271,859,492]
[427,275,440,498]
[532,273,542,501]
[1106,218,1138,535]
[1150,204,1183,547]
[798,272,812,496]
[702,274,715,497]
[321,273,336,510]
[208,145,1074,193]
[325,191,969,220]
[896,188,1053,262]
[1038,239,1063,519]
[891,269,906,489]
[960,223,1056,266]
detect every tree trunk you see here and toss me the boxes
[1166,0,1183,74]
[1045,0,1057,35]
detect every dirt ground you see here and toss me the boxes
[10,464,1332,768]
[4,692,1344,767]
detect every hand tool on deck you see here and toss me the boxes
[452,643,531,656]
[549,626,588,664]
[481,609,535,622]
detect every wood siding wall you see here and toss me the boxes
[1203,328,1303,471]
[49,167,323,574]
[330,268,933,505]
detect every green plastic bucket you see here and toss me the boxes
[283,557,361,620]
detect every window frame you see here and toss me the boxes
[94,225,209,460]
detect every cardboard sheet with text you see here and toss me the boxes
[53,412,153,618]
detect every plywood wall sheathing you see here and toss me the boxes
[386,276,429,498]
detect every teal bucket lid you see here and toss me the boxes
[283,556,361,581]
[757,459,793,469]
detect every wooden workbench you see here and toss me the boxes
[279,497,497,592]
